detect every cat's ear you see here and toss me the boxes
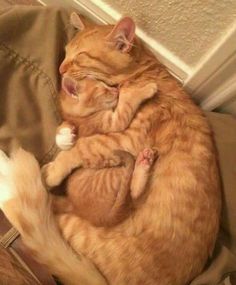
[62,76,78,98]
[70,12,85,31]
[106,17,135,53]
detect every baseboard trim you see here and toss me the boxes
[184,21,236,102]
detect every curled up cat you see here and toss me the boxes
[0,13,221,285]
[51,75,158,227]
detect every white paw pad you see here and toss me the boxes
[56,127,76,150]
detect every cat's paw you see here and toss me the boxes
[41,162,64,187]
[0,150,14,207]
[56,126,77,151]
[140,83,158,100]
[135,148,158,170]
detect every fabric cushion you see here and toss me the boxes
[0,5,75,164]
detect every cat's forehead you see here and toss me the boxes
[68,25,113,51]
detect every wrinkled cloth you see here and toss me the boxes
[0,6,235,285]
[0,5,75,164]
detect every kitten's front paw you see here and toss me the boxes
[141,83,158,100]
[41,162,63,187]
[56,127,76,151]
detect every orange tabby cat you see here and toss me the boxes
[53,75,158,226]
[0,14,221,285]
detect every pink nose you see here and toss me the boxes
[59,61,70,74]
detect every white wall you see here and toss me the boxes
[41,0,236,115]
[103,0,236,69]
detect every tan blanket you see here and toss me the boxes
[0,5,235,285]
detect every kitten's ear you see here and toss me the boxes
[70,12,85,31]
[62,76,78,97]
[106,17,135,53]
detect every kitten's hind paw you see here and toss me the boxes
[131,148,158,200]
[135,148,158,169]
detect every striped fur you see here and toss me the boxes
[54,78,158,226]
[0,17,221,285]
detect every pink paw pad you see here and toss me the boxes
[136,148,157,167]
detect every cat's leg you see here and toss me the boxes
[131,148,157,199]
[0,148,107,285]
[100,82,157,132]
[56,121,77,150]
[42,131,140,187]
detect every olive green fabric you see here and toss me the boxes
[0,6,235,285]
[0,5,75,164]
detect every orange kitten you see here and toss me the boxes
[0,14,221,285]
[52,76,157,226]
